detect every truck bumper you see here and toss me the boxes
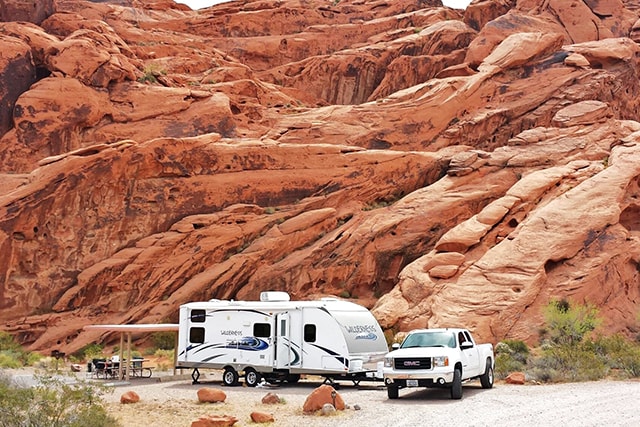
[384,370,455,387]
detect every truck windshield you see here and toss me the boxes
[401,331,456,348]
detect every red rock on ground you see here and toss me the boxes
[302,384,345,414]
[191,415,238,427]
[120,390,140,404]
[506,372,526,385]
[250,412,275,423]
[197,387,226,403]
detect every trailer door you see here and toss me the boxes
[275,312,291,369]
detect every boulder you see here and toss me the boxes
[261,392,281,404]
[505,372,526,385]
[302,385,345,414]
[190,415,238,427]
[197,387,226,403]
[120,391,140,404]
[250,412,275,423]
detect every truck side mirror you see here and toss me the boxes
[460,342,473,350]
[392,343,400,350]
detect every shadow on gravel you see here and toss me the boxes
[381,383,487,404]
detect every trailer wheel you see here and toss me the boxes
[222,367,239,386]
[286,374,300,383]
[244,368,260,387]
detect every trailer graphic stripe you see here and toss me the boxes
[309,343,349,369]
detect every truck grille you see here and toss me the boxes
[394,357,431,370]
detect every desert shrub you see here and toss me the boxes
[0,352,22,369]
[593,334,640,378]
[541,299,601,346]
[494,340,530,379]
[530,300,608,382]
[0,332,41,368]
[0,373,119,427]
[79,344,104,361]
[0,332,20,352]
[530,341,608,382]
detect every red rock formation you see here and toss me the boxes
[0,0,639,354]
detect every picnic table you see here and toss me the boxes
[88,357,153,380]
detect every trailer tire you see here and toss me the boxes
[480,359,494,389]
[286,374,300,383]
[450,368,462,400]
[387,385,399,399]
[245,368,260,387]
[223,367,239,386]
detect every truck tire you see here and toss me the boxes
[223,367,239,386]
[387,385,399,399]
[245,368,260,387]
[480,359,494,389]
[450,369,462,400]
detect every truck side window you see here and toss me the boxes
[463,331,473,345]
[254,323,271,338]
[304,324,316,342]
[190,309,206,323]
[189,327,205,343]
[458,332,466,345]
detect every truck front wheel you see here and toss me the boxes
[480,359,494,389]
[387,385,399,399]
[450,369,462,399]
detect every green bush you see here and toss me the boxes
[494,340,530,379]
[0,332,20,352]
[542,299,601,346]
[594,334,640,378]
[0,352,22,369]
[0,373,119,427]
[79,344,104,361]
[530,341,608,382]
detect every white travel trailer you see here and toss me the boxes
[176,291,388,386]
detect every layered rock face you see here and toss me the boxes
[1,0,639,353]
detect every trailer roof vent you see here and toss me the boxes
[260,291,290,302]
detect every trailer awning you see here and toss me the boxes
[83,323,179,381]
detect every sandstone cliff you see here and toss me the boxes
[1,0,639,353]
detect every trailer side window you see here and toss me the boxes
[189,327,205,343]
[304,324,316,342]
[253,323,271,338]
[190,309,206,323]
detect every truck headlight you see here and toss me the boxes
[384,357,393,368]
[433,356,449,367]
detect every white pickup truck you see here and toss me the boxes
[383,328,494,399]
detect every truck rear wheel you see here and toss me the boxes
[245,368,260,387]
[480,359,494,389]
[222,367,239,386]
[387,385,399,399]
[450,369,462,400]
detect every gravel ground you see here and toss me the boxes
[100,371,640,427]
